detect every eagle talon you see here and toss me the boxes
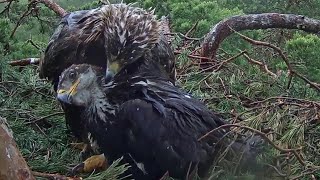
[70,142,94,161]
[69,162,85,176]
[69,154,108,175]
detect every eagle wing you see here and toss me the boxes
[116,94,226,178]
[39,9,106,90]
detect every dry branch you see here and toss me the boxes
[32,171,82,180]
[36,0,67,17]
[198,124,305,166]
[0,116,35,180]
[201,13,320,60]
[234,30,320,92]
[8,58,40,66]
[243,53,277,78]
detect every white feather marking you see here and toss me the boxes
[134,81,148,86]
[139,44,147,48]
[119,31,126,44]
[137,163,147,174]
[146,79,156,85]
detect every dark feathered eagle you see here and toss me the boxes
[55,4,264,178]
[38,3,176,156]
[57,63,263,179]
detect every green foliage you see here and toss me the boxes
[125,0,243,37]
[218,0,320,18]
[286,34,320,82]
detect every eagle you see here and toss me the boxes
[38,3,176,157]
[57,63,263,179]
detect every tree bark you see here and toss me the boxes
[37,0,67,17]
[0,117,35,180]
[201,13,320,60]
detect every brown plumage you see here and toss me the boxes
[38,3,176,153]
[39,3,175,88]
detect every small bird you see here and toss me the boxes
[56,63,263,179]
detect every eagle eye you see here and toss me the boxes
[69,71,77,79]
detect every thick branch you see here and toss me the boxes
[0,117,35,180]
[36,0,67,17]
[201,13,320,60]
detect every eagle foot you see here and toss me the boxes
[69,153,107,176]
[70,142,94,160]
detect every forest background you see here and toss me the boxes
[0,0,319,179]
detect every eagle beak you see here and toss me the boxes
[105,62,119,83]
[57,90,71,104]
[57,79,80,104]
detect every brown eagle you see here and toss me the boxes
[57,63,264,179]
[55,3,263,179]
[38,3,176,157]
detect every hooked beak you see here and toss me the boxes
[105,62,119,83]
[57,79,80,104]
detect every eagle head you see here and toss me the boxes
[57,64,103,106]
[83,3,160,82]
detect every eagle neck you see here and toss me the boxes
[87,82,115,123]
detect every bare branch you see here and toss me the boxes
[0,0,15,15]
[234,30,320,92]
[36,0,67,17]
[243,53,278,78]
[9,58,40,66]
[201,13,320,60]
[32,171,82,180]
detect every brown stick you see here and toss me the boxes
[234,30,320,92]
[32,171,82,180]
[198,124,305,166]
[243,53,277,78]
[37,0,67,17]
[201,13,320,60]
[9,58,40,66]
[0,116,35,180]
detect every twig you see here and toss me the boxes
[0,0,14,15]
[243,53,277,78]
[174,50,212,61]
[293,71,320,92]
[265,163,287,177]
[234,30,320,92]
[165,33,201,41]
[290,166,320,180]
[25,112,64,125]
[26,39,41,50]
[249,96,320,107]
[185,21,199,38]
[10,3,34,38]
[198,124,305,166]
[215,51,247,72]
[32,171,82,180]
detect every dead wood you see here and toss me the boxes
[36,0,67,17]
[8,58,40,66]
[0,116,35,180]
[201,13,320,61]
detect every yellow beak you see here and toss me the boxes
[105,62,120,82]
[57,79,80,104]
